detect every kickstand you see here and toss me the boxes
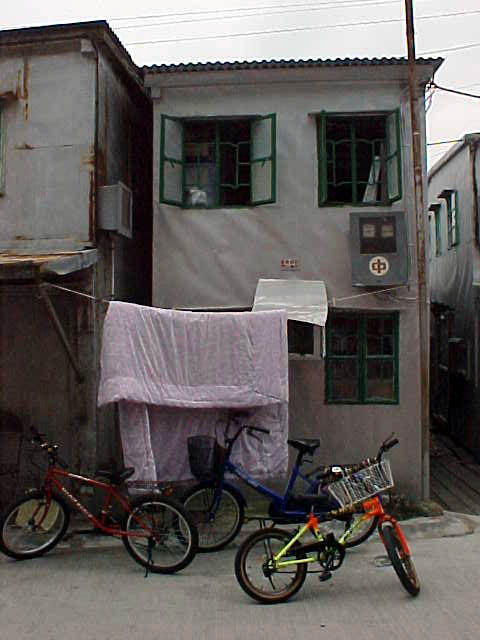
[144,537,154,578]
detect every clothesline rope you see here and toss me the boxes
[332,284,412,304]
[43,282,415,306]
[42,282,111,302]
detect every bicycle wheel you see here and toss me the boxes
[343,512,379,548]
[234,528,308,604]
[122,495,198,574]
[182,483,244,552]
[382,524,420,596]
[0,491,70,560]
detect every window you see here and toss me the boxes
[428,203,442,256]
[288,320,323,358]
[160,114,276,208]
[317,110,401,205]
[326,312,399,403]
[439,189,459,249]
[0,106,5,195]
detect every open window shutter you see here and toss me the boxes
[160,115,184,206]
[317,113,328,205]
[386,110,401,202]
[250,114,276,205]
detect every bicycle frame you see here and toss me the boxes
[213,445,330,521]
[38,464,150,539]
[272,496,411,572]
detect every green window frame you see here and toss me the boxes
[159,114,276,208]
[326,311,399,404]
[0,106,5,195]
[438,189,459,249]
[428,203,442,256]
[317,110,402,206]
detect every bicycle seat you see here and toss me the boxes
[287,439,320,456]
[95,467,135,485]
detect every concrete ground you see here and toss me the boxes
[1,511,480,640]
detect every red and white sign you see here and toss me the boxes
[369,255,390,276]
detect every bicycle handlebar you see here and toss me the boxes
[30,426,69,469]
[306,433,399,480]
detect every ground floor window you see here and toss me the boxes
[326,311,399,404]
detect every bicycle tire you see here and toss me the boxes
[343,513,379,548]
[382,524,420,596]
[0,490,70,560]
[122,494,198,574]
[234,528,308,604]
[182,483,244,552]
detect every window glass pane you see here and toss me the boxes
[330,316,359,355]
[360,217,396,254]
[330,360,358,401]
[366,360,394,400]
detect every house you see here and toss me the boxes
[428,133,480,459]
[0,21,152,502]
[143,56,442,498]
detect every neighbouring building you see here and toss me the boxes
[428,133,480,459]
[0,21,152,503]
[144,56,442,498]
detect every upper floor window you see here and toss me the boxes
[160,114,276,208]
[0,106,5,195]
[326,311,399,404]
[317,110,401,206]
[428,203,442,256]
[439,189,459,249]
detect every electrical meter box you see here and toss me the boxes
[350,211,408,286]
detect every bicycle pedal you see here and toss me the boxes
[319,571,332,582]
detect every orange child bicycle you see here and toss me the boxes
[234,456,420,603]
[0,428,198,574]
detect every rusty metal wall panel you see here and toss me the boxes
[0,50,96,251]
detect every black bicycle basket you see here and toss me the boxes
[187,435,225,481]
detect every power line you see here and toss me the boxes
[110,0,402,24]
[125,8,480,47]
[114,0,400,31]
[427,139,462,146]
[429,82,480,99]
[419,41,480,56]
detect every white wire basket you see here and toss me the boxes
[326,461,394,507]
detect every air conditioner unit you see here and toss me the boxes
[350,211,408,286]
[98,182,133,238]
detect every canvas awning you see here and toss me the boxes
[252,278,328,326]
[0,249,98,280]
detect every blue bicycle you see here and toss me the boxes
[182,411,398,552]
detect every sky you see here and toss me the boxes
[2,0,480,168]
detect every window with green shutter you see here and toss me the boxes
[160,114,276,208]
[326,312,399,404]
[428,203,442,256]
[317,110,402,206]
[438,189,459,249]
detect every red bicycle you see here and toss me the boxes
[0,428,198,574]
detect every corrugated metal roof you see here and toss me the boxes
[143,56,443,75]
[0,21,140,79]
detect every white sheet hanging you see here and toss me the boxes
[98,302,289,481]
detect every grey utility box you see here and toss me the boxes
[350,211,408,286]
[98,182,133,238]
